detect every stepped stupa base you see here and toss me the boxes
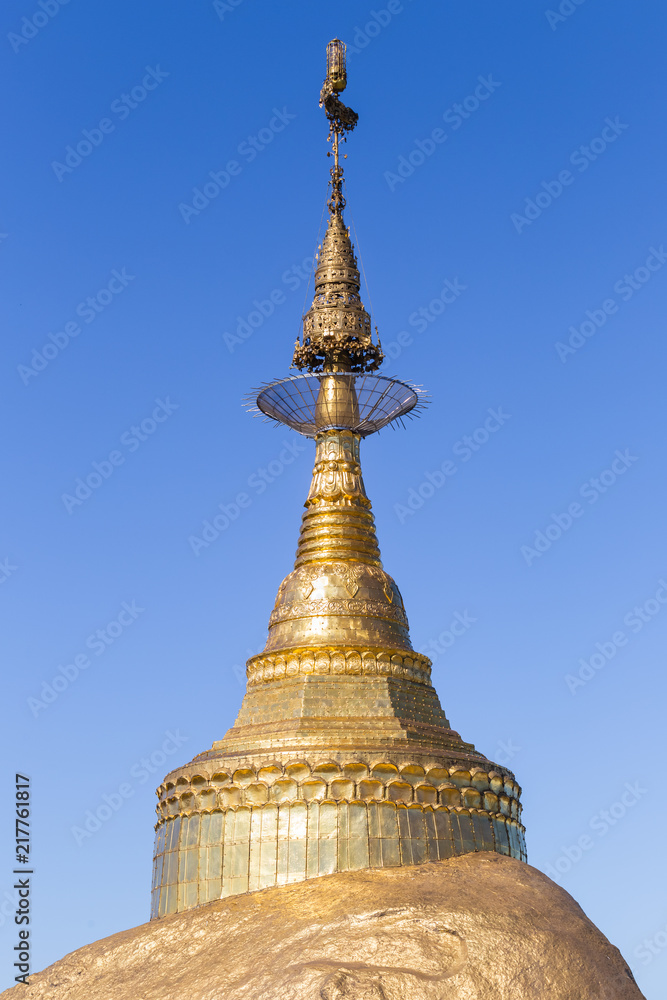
[5,854,643,1000]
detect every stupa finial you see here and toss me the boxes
[292,39,383,375]
[319,38,358,215]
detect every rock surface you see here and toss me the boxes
[2,853,643,1000]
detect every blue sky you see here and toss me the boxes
[2,1,666,994]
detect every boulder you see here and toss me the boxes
[1,853,643,999]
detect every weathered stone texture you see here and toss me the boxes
[1,853,643,1000]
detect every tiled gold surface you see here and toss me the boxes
[151,800,526,919]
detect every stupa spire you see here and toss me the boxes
[293,39,383,375]
[149,41,526,921]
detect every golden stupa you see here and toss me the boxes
[149,39,526,919]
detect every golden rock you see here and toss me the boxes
[2,854,644,1000]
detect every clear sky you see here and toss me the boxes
[2,1,666,995]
